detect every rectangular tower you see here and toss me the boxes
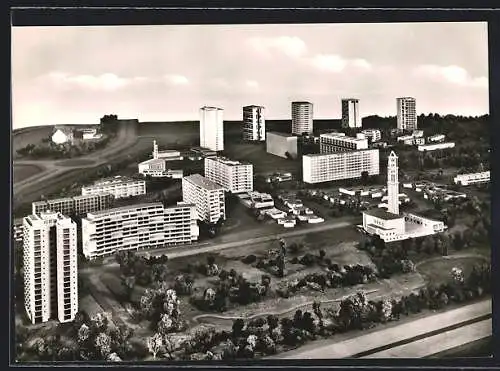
[291,101,313,135]
[204,157,254,193]
[341,98,361,129]
[320,132,368,153]
[397,97,417,131]
[242,105,266,141]
[23,211,78,324]
[387,151,400,215]
[182,174,226,224]
[200,106,224,151]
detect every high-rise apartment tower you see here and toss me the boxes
[200,106,224,151]
[341,98,361,129]
[397,97,417,131]
[291,101,313,135]
[23,211,78,324]
[242,105,266,141]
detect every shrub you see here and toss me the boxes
[242,255,257,265]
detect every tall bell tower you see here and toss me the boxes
[152,140,158,159]
[387,151,399,215]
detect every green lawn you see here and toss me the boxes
[13,164,45,183]
[13,126,54,155]
[416,255,489,285]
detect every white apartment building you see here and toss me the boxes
[453,171,490,186]
[397,97,417,131]
[362,209,445,243]
[302,149,380,184]
[81,202,199,260]
[32,193,114,216]
[200,106,224,151]
[418,142,456,152]
[341,98,361,128]
[23,211,78,324]
[82,176,146,199]
[320,132,368,153]
[182,174,226,224]
[13,218,24,242]
[266,132,298,159]
[242,105,266,141]
[152,140,183,160]
[138,158,167,177]
[204,157,253,194]
[361,149,446,243]
[428,134,446,143]
[291,101,313,135]
[361,129,382,142]
[397,135,425,146]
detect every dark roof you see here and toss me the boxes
[363,208,403,220]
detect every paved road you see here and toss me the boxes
[134,220,353,260]
[13,120,138,193]
[363,318,491,358]
[275,299,491,359]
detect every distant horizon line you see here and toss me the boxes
[12,112,490,131]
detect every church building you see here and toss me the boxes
[361,151,446,242]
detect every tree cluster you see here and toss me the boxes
[115,251,169,299]
[190,269,272,313]
[16,135,111,159]
[173,261,490,360]
[277,263,377,298]
[17,311,135,362]
[296,190,371,217]
[138,285,185,334]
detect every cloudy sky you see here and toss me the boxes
[12,22,488,129]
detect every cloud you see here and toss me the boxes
[310,54,372,73]
[413,64,488,88]
[164,74,189,86]
[310,54,348,73]
[42,72,149,91]
[352,58,372,70]
[245,80,259,89]
[247,36,307,58]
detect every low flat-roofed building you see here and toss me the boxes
[266,132,298,159]
[453,171,490,186]
[418,142,455,152]
[190,147,218,158]
[82,176,146,199]
[320,132,369,153]
[361,129,382,143]
[427,134,445,143]
[32,193,114,217]
[362,208,446,242]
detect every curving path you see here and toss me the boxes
[193,289,380,326]
[13,121,139,195]
[415,253,489,270]
[192,252,489,327]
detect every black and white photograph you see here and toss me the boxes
[11,13,492,363]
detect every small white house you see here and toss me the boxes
[51,128,74,145]
[81,128,103,140]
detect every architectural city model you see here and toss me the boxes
[11,18,491,364]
